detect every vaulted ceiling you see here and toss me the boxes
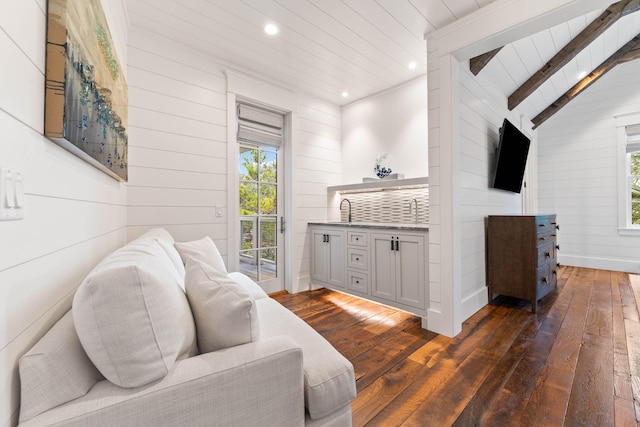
[126,0,640,128]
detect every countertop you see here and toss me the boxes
[308,222,429,231]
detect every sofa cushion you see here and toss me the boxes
[175,236,227,274]
[73,240,197,388]
[18,311,103,423]
[256,298,356,419]
[156,238,186,283]
[185,259,260,353]
[226,271,269,300]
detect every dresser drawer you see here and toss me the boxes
[537,241,556,266]
[536,263,555,300]
[536,216,558,240]
[347,270,368,294]
[347,231,367,247]
[347,248,368,270]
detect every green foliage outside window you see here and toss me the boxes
[239,145,277,262]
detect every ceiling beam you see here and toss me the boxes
[508,0,640,111]
[532,33,640,129]
[469,47,503,75]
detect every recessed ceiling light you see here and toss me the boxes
[408,61,417,70]
[577,71,587,79]
[264,24,278,35]
[341,91,349,98]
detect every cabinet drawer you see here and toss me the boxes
[347,270,368,294]
[537,241,556,266]
[347,231,367,247]
[347,248,368,270]
[536,216,558,240]
[536,264,556,299]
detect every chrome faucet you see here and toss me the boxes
[409,198,418,224]
[340,198,352,223]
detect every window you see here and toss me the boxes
[627,124,640,227]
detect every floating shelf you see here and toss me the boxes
[328,177,428,194]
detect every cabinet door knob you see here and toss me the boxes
[355,257,360,261]
[355,280,360,284]
[355,237,359,241]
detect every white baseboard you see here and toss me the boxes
[461,286,489,323]
[425,308,458,338]
[559,254,640,274]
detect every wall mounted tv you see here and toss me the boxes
[491,118,531,193]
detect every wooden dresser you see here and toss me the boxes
[487,215,558,313]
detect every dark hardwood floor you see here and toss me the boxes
[272,266,640,426]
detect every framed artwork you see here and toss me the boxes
[45,0,128,181]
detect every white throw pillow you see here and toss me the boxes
[175,236,228,274]
[19,311,103,423]
[73,240,196,388]
[185,258,260,353]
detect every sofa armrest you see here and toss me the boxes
[20,336,304,427]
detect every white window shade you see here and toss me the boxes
[237,104,284,147]
[626,124,640,153]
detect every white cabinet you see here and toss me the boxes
[310,228,345,289]
[371,232,426,310]
[309,224,428,316]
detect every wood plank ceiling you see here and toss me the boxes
[126,0,640,127]
[125,0,492,106]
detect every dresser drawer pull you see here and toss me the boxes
[545,252,551,258]
[556,245,560,250]
[538,223,546,227]
[539,237,547,241]
[542,277,548,283]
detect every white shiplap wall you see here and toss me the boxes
[127,28,229,250]
[127,28,342,293]
[294,96,343,291]
[0,1,128,426]
[537,60,640,274]
[458,64,534,315]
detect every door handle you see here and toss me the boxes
[391,238,395,251]
[395,239,399,251]
[280,217,285,233]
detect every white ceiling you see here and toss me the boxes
[126,0,640,123]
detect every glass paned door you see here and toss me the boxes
[239,143,283,291]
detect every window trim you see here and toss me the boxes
[616,113,640,234]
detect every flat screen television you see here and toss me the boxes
[491,118,531,193]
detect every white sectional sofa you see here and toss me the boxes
[17,229,356,426]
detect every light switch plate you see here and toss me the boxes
[0,165,24,221]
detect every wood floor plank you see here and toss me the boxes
[270,267,640,426]
[351,359,425,426]
[565,332,614,425]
